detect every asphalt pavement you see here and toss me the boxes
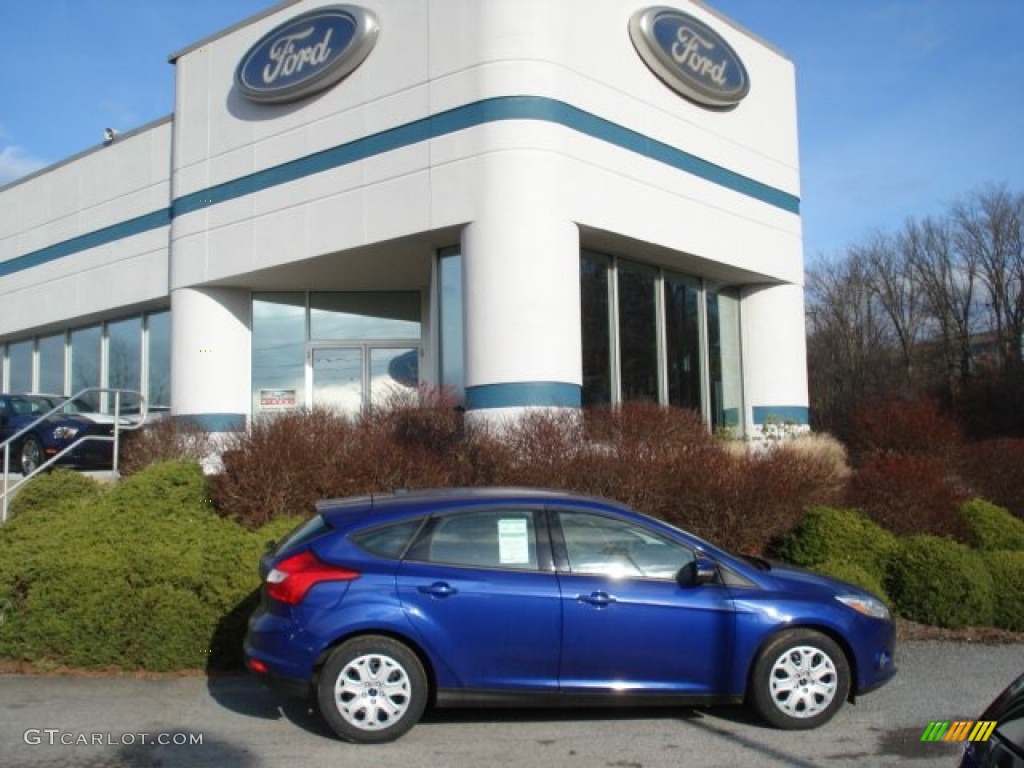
[1,640,1021,768]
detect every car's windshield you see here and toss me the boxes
[7,396,55,416]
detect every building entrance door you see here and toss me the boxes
[309,345,420,415]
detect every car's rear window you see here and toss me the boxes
[275,515,331,556]
[351,519,423,560]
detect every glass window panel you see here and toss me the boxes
[418,510,538,570]
[311,347,363,413]
[107,317,142,412]
[252,293,306,415]
[370,347,419,407]
[310,292,421,341]
[580,252,612,406]
[665,273,701,411]
[558,511,693,580]
[708,288,743,432]
[146,311,171,410]
[70,326,102,410]
[7,339,33,392]
[37,334,65,396]
[617,260,658,402]
[438,249,464,397]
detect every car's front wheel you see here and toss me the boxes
[749,629,851,729]
[317,635,428,744]
[19,435,44,476]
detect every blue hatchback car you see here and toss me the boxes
[244,488,896,743]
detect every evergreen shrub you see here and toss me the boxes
[886,535,995,629]
[0,462,302,671]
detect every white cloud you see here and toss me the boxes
[0,144,47,186]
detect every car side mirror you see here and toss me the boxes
[677,557,717,587]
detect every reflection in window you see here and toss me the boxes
[252,293,306,415]
[708,288,742,431]
[580,252,612,406]
[147,311,171,409]
[107,316,141,411]
[618,260,658,402]
[559,511,693,579]
[438,249,464,398]
[38,334,65,395]
[665,274,701,411]
[370,347,419,406]
[7,339,33,392]
[578,253,744,434]
[310,292,421,340]
[70,326,102,409]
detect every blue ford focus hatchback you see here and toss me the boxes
[244,488,896,743]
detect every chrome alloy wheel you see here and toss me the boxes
[334,653,413,732]
[767,645,838,719]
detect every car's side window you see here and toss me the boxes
[558,511,694,579]
[413,509,539,571]
[351,519,423,560]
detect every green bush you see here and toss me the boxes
[814,559,890,604]
[773,506,898,573]
[7,469,104,521]
[886,535,995,629]
[980,550,1024,631]
[960,498,1024,551]
[0,460,302,671]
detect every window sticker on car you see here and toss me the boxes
[497,518,530,565]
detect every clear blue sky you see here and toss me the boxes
[1,1,1022,260]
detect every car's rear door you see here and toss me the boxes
[552,508,736,695]
[396,506,561,692]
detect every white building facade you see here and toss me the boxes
[0,0,808,435]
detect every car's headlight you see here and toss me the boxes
[836,594,891,620]
[52,426,79,440]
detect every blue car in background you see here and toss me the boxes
[244,488,897,743]
[0,393,114,475]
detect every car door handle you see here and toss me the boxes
[578,591,616,607]
[418,581,457,598]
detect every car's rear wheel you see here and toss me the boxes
[749,629,850,730]
[19,436,44,476]
[317,635,428,744]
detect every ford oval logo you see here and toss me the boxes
[235,5,378,104]
[629,6,750,109]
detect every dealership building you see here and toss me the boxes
[0,0,807,435]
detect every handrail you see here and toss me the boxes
[1,388,149,523]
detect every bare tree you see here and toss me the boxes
[854,231,927,394]
[904,216,980,394]
[952,185,1024,372]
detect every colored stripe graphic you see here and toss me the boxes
[921,721,949,741]
[968,721,998,742]
[920,720,997,742]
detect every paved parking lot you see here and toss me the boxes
[1,641,1020,768]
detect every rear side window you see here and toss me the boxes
[275,515,331,556]
[409,509,539,570]
[351,519,423,560]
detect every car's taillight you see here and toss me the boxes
[265,551,359,605]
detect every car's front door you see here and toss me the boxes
[396,507,561,692]
[553,509,735,695]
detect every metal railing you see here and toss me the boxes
[1,388,149,523]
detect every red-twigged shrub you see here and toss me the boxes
[956,438,1024,519]
[119,416,214,476]
[208,398,852,551]
[847,454,971,540]
[848,397,961,463]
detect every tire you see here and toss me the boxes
[316,635,428,744]
[749,629,851,730]
[19,435,44,476]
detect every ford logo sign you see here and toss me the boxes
[629,6,750,109]
[235,5,378,104]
